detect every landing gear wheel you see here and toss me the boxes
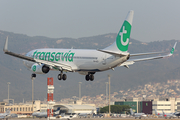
[85,75,89,81]
[89,74,94,81]
[62,74,67,80]
[58,74,62,80]
[31,73,36,78]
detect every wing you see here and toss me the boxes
[97,49,129,56]
[3,36,73,72]
[120,42,177,67]
[130,51,166,56]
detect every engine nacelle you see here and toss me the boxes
[31,63,50,74]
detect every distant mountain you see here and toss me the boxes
[0,30,179,103]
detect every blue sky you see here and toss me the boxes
[0,0,180,42]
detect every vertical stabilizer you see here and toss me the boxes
[155,109,158,115]
[130,108,134,115]
[6,108,11,114]
[162,110,165,116]
[104,10,134,53]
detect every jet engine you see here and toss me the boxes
[31,63,50,74]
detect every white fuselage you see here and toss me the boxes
[32,111,47,118]
[0,113,9,119]
[23,48,129,75]
[133,113,147,118]
[163,113,176,118]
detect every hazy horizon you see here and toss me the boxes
[1,0,180,42]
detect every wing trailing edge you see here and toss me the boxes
[120,42,177,67]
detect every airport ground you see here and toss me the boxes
[7,118,180,120]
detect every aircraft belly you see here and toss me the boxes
[76,60,99,71]
[99,56,127,71]
[75,56,127,72]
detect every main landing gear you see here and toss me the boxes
[58,71,67,81]
[85,73,95,81]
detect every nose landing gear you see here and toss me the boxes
[31,73,36,78]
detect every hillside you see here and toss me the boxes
[0,30,179,102]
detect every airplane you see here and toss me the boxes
[3,10,177,81]
[130,108,147,119]
[32,108,61,118]
[155,109,163,117]
[78,112,93,118]
[174,111,180,118]
[0,108,11,120]
[162,110,176,119]
[54,107,61,115]
[59,113,78,120]
[32,110,47,118]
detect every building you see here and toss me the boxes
[115,97,180,115]
[142,101,152,114]
[115,101,138,113]
[0,100,47,114]
[0,100,96,115]
[115,97,152,114]
[152,97,180,114]
[54,100,96,114]
[0,102,33,114]
[54,104,96,114]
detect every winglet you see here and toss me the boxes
[3,36,8,52]
[170,42,177,54]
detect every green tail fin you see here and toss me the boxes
[104,10,134,53]
[116,10,133,52]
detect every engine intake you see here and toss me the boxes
[31,63,50,74]
[42,65,50,73]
